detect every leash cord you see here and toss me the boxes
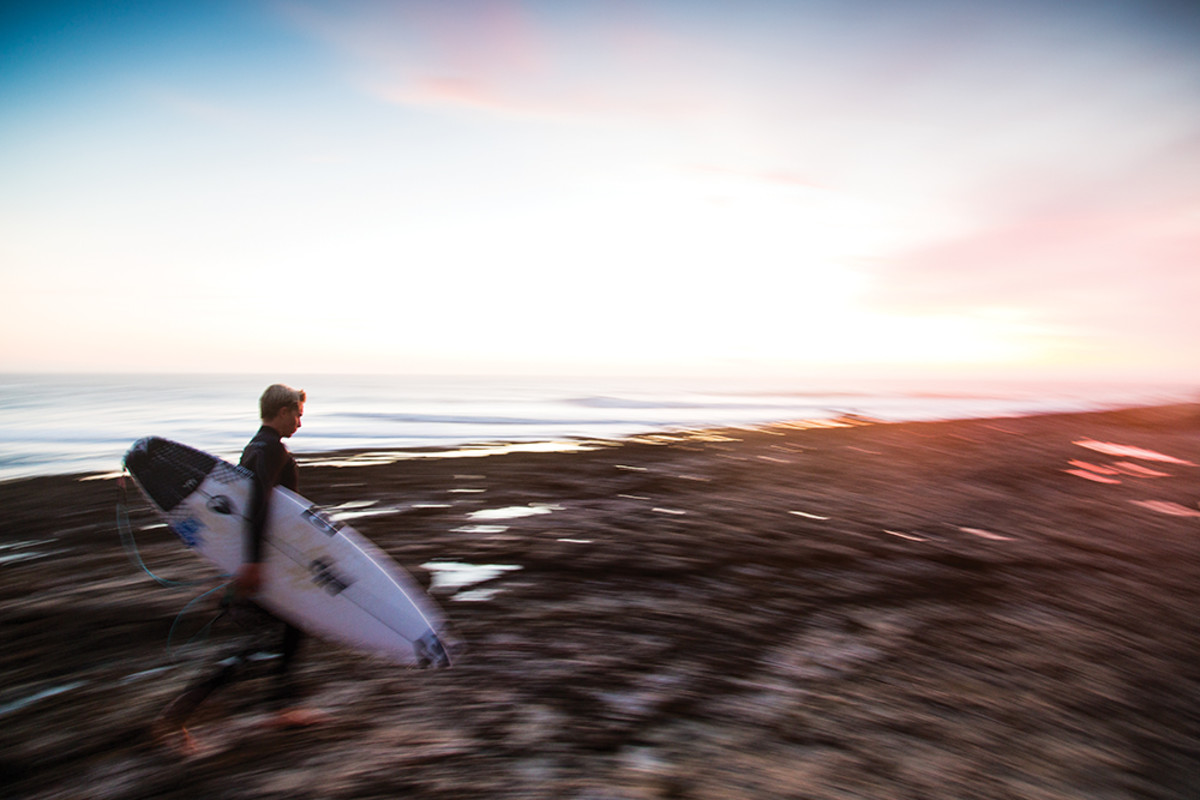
[167,582,230,662]
[117,471,234,659]
[116,472,211,588]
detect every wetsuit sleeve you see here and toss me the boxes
[242,439,287,563]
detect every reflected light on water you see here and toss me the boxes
[299,440,607,469]
[452,524,509,534]
[1064,468,1122,484]
[1073,439,1197,466]
[960,527,1014,541]
[0,681,88,718]
[1129,500,1200,518]
[422,562,524,602]
[1068,460,1119,475]
[1111,462,1170,478]
[1065,437,1200,518]
[884,529,926,542]
[1067,439,1194,484]
[467,505,558,521]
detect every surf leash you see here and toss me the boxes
[117,471,233,660]
[166,582,230,662]
[116,472,217,588]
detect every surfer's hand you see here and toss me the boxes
[234,562,263,597]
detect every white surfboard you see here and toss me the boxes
[124,436,451,668]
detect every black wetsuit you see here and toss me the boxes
[158,426,306,726]
[236,425,305,700]
[240,425,299,561]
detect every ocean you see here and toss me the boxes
[0,373,1192,482]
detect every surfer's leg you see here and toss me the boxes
[280,622,304,670]
[262,623,327,728]
[153,648,253,753]
[267,623,304,709]
[162,649,252,720]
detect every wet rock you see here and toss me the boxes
[4,405,1200,798]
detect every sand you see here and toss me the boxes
[3,403,1200,799]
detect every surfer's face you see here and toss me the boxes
[272,403,304,437]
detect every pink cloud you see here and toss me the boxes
[860,205,1200,373]
[284,0,715,120]
[864,124,1200,341]
[404,0,547,80]
[869,209,1198,312]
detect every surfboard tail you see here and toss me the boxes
[413,630,452,669]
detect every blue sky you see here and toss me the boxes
[3,0,1198,381]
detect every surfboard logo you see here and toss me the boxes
[309,557,352,595]
[206,495,234,515]
[302,507,342,537]
[170,517,203,548]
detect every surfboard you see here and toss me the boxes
[123,436,451,668]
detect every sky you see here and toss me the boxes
[2,0,1198,383]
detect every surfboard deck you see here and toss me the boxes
[124,436,451,668]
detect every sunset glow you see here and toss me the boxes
[2,1,1197,382]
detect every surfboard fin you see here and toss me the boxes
[413,631,451,669]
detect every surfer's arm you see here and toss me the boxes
[235,467,275,597]
[241,438,287,572]
[235,467,271,598]
[244,467,272,562]
[234,561,263,596]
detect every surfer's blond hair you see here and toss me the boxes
[260,384,306,421]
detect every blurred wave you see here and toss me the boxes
[0,373,1192,481]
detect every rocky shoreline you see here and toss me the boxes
[3,403,1200,799]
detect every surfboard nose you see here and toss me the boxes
[124,436,152,467]
[124,436,217,512]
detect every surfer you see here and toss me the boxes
[153,384,324,754]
